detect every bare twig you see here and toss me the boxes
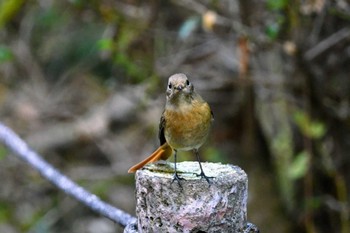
[304,27,350,61]
[0,122,136,227]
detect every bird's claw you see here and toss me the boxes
[171,172,185,188]
[196,171,213,185]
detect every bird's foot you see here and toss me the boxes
[171,172,185,187]
[196,171,213,185]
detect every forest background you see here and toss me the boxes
[0,0,349,233]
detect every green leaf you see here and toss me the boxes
[288,151,309,180]
[293,110,326,139]
[266,23,280,40]
[293,110,306,125]
[0,0,25,28]
[0,202,11,222]
[97,39,114,51]
[265,15,285,40]
[267,0,289,10]
[0,45,14,63]
[0,146,8,160]
[309,121,326,139]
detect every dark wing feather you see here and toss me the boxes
[158,112,166,145]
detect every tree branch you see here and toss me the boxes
[0,122,136,227]
[304,27,350,61]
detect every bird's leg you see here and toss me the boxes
[194,149,213,184]
[171,149,184,185]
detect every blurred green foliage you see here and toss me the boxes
[203,146,226,163]
[0,46,13,63]
[0,0,24,28]
[293,110,326,139]
[267,0,289,10]
[265,16,285,40]
[0,146,8,160]
[265,0,300,41]
[288,151,309,180]
[265,0,289,40]
[272,129,295,211]
[0,202,11,223]
[97,38,114,51]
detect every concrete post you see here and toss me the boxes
[125,161,255,233]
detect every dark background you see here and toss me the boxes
[0,1,349,232]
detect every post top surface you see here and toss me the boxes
[137,161,247,181]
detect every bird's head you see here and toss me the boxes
[166,73,194,102]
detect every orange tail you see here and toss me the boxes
[128,143,173,173]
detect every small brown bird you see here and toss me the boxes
[128,73,213,183]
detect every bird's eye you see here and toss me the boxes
[168,83,172,89]
[186,80,190,86]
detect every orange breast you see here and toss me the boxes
[164,101,212,151]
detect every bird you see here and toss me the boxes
[128,73,213,183]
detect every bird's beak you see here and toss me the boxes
[175,85,184,91]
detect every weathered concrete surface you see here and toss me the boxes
[133,161,248,233]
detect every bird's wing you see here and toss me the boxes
[158,111,166,146]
